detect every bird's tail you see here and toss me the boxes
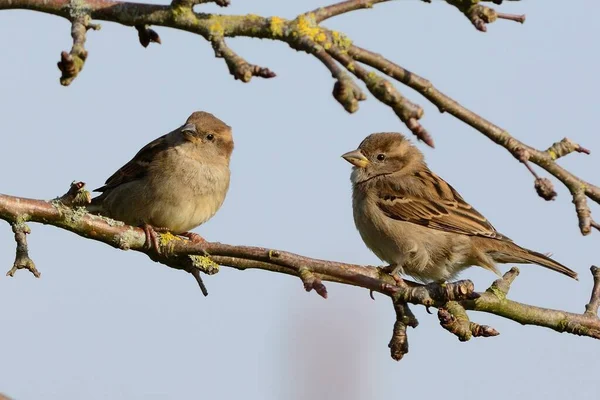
[492,242,578,280]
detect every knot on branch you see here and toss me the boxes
[446,0,524,32]
[299,267,328,298]
[466,4,497,32]
[58,181,91,207]
[7,222,40,278]
[534,177,557,201]
[135,25,161,48]
[435,279,479,302]
[393,279,478,308]
[333,76,366,113]
[515,147,560,201]
[438,302,499,341]
[546,138,591,160]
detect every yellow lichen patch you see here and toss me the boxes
[270,16,285,37]
[189,255,220,275]
[487,285,507,301]
[208,18,225,38]
[331,30,352,50]
[296,13,325,43]
[548,149,557,160]
[159,231,183,247]
[315,31,326,43]
[172,3,195,21]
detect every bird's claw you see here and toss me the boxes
[142,224,161,255]
[182,231,207,244]
[377,265,407,288]
[141,224,171,255]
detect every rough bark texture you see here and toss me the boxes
[1,188,599,360]
[1,0,598,360]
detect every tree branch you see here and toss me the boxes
[2,0,596,235]
[346,44,599,236]
[1,186,599,360]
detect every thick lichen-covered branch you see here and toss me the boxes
[1,188,599,360]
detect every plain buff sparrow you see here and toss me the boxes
[88,111,233,251]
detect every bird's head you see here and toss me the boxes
[342,132,424,184]
[180,111,234,162]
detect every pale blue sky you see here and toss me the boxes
[1,1,599,399]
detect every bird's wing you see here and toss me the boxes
[375,169,510,240]
[94,134,170,192]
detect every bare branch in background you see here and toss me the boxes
[2,0,595,235]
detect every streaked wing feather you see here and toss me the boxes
[376,170,509,241]
[94,134,170,192]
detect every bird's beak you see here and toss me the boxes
[342,149,370,168]
[181,123,197,141]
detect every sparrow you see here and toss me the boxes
[87,111,233,251]
[342,132,578,283]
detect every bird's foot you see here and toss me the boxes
[141,224,170,255]
[371,264,407,300]
[180,232,210,257]
[379,264,407,287]
[181,232,207,245]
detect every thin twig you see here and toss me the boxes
[496,12,526,24]
[310,0,391,23]
[438,301,499,341]
[311,46,366,113]
[585,266,600,317]
[6,222,40,278]
[211,37,276,82]
[57,15,100,86]
[388,300,417,361]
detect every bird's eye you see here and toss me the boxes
[377,154,386,161]
[206,134,214,141]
